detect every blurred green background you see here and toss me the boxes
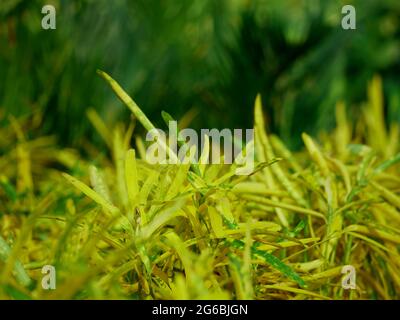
[1,0,400,149]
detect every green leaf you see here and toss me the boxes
[227,239,306,288]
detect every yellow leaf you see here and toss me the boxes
[62,173,119,216]
[125,149,139,205]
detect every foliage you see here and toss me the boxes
[0,74,399,300]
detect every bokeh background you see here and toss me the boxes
[1,0,400,149]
